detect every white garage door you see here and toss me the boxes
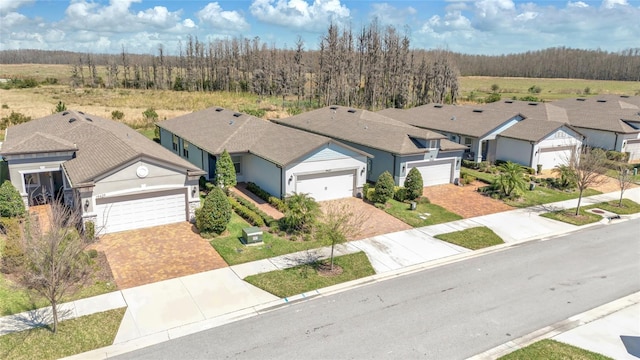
[625,139,640,162]
[295,170,355,201]
[538,146,574,170]
[95,189,187,234]
[408,160,453,187]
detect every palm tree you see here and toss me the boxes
[552,164,577,190]
[494,161,527,198]
[282,193,320,233]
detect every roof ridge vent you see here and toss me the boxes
[233,113,241,117]
[68,118,76,123]
[621,95,630,98]
[85,117,92,122]
[434,104,443,108]
[577,98,586,101]
[329,106,338,110]
[347,109,356,113]
[473,109,483,113]
[451,116,456,121]
[504,100,513,103]
[62,111,69,115]
[215,108,223,112]
[78,111,84,115]
[596,99,607,103]
[528,102,538,106]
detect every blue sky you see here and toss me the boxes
[1,0,638,55]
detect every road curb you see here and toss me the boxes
[467,291,640,359]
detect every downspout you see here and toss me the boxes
[280,166,284,199]
[614,132,619,151]
[529,141,536,168]
[393,154,397,185]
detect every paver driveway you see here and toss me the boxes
[91,222,227,289]
[422,182,513,218]
[320,197,412,240]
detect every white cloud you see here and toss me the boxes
[250,0,350,32]
[602,0,629,8]
[0,0,34,15]
[368,3,416,27]
[567,1,589,8]
[197,2,249,32]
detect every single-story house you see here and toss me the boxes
[495,119,584,171]
[0,110,205,235]
[379,104,525,164]
[487,96,640,163]
[157,107,371,201]
[272,106,467,187]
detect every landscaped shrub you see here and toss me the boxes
[86,249,98,259]
[365,188,376,202]
[0,181,25,218]
[84,221,95,241]
[0,217,24,273]
[404,167,423,200]
[281,193,320,233]
[462,174,476,185]
[229,197,265,227]
[246,182,272,202]
[394,186,407,202]
[268,196,287,212]
[374,171,395,203]
[229,193,276,226]
[215,150,237,189]
[195,187,232,235]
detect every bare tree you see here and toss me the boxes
[569,147,608,215]
[616,164,635,206]
[317,202,365,271]
[20,200,92,332]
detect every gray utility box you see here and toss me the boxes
[242,227,263,244]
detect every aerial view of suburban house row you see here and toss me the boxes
[1,95,639,235]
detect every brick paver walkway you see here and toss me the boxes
[422,183,514,218]
[230,183,284,220]
[90,222,227,289]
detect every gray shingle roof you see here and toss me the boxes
[157,107,370,166]
[1,110,204,186]
[497,118,583,142]
[272,106,446,155]
[379,104,523,138]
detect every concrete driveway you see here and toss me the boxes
[422,182,514,218]
[91,222,227,289]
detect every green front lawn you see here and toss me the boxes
[585,199,640,214]
[210,213,330,265]
[540,208,602,225]
[434,226,504,250]
[384,199,462,227]
[499,339,612,360]
[244,252,375,298]
[461,168,602,208]
[0,307,126,360]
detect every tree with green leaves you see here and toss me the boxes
[493,161,527,198]
[616,164,635,207]
[215,150,237,189]
[404,167,423,200]
[281,193,320,233]
[374,171,395,203]
[195,186,231,235]
[0,180,25,218]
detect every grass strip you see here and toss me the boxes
[384,199,462,227]
[434,226,504,250]
[0,307,126,360]
[244,252,375,298]
[499,339,612,360]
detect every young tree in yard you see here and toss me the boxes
[215,149,237,189]
[20,200,92,333]
[616,164,635,207]
[282,193,320,233]
[404,167,423,200]
[317,202,365,271]
[494,161,527,198]
[0,180,25,218]
[570,147,608,215]
[374,171,395,203]
[195,186,232,235]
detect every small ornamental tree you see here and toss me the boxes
[616,164,635,207]
[195,187,231,235]
[404,167,423,200]
[374,171,395,203]
[0,180,25,218]
[215,149,237,189]
[493,161,527,198]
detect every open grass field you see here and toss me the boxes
[1,64,638,125]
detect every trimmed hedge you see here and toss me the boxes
[268,196,287,212]
[229,197,265,227]
[246,182,271,201]
[229,193,277,227]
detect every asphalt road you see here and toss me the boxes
[116,219,640,360]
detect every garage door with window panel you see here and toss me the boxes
[408,160,454,187]
[625,139,640,162]
[95,189,187,234]
[538,146,574,170]
[295,169,355,201]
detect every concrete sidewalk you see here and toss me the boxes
[1,187,639,359]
